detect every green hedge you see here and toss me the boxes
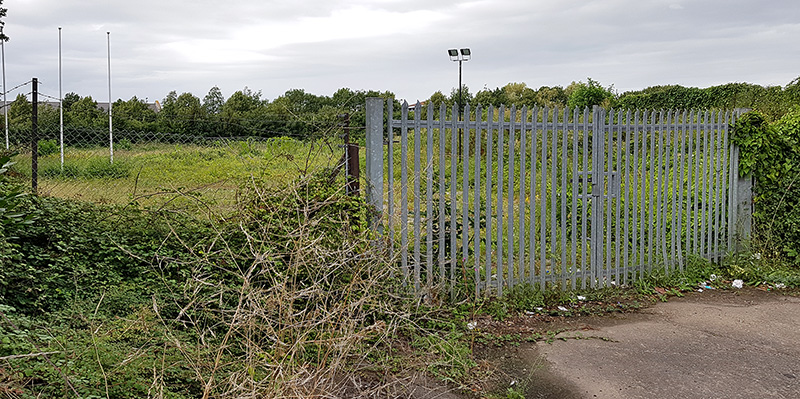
[733,109,800,265]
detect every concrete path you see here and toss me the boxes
[534,290,800,399]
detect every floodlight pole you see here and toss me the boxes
[448,48,470,157]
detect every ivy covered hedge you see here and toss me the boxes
[733,108,800,266]
[618,81,797,121]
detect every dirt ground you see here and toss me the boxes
[343,286,799,398]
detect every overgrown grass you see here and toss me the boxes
[0,168,492,398]
[11,138,341,213]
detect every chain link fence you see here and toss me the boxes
[6,120,350,214]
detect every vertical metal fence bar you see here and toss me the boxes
[571,108,580,290]
[450,104,458,289]
[647,111,657,272]
[720,111,730,255]
[614,110,623,285]
[462,105,471,291]
[400,102,410,284]
[386,99,394,253]
[660,111,668,269]
[684,110,694,258]
[561,108,569,288]
[496,106,506,296]
[506,107,517,286]
[617,110,631,284]
[700,111,710,259]
[661,111,669,270]
[591,106,604,288]
[425,103,434,288]
[727,113,736,251]
[581,108,590,289]
[528,107,539,286]
[413,103,423,289]
[713,111,723,260]
[518,107,528,284]
[631,111,640,280]
[692,110,701,256]
[639,111,648,276]
[622,110,631,284]
[709,111,718,261]
[604,110,613,285]
[539,108,555,290]
[723,111,732,252]
[655,111,665,271]
[550,109,558,284]
[676,110,686,270]
[709,111,718,262]
[438,103,447,282]
[729,141,739,251]
[668,111,678,271]
[473,106,483,297]
[484,106,495,294]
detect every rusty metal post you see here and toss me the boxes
[344,113,360,195]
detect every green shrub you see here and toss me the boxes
[37,139,59,157]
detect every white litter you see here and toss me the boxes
[774,283,786,289]
[557,306,569,311]
[732,279,744,289]
[577,295,586,301]
[466,321,477,330]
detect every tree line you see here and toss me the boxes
[4,77,799,142]
[3,86,397,141]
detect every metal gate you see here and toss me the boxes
[364,98,752,296]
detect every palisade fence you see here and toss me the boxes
[364,98,754,297]
[6,120,348,211]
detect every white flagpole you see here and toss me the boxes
[2,26,7,150]
[59,27,64,170]
[107,31,113,164]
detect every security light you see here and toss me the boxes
[448,48,459,60]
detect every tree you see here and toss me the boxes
[429,91,448,108]
[0,0,8,42]
[502,82,536,107]
[158,91,206,135]
[66,96,105,129]
[112,96,157,132]
[221,88,269,136]
[448,84,473,110]
[62,92,81,112]
[534,86,568,108]
[203,86,225,115]
[566,78,615,110]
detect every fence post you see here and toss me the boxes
[365,97,384,230]
[735,167,753,251]
[31,78,38,195]
[731,109,753,252]
[343,113,360,195]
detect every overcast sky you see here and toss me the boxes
[3,0,799,105]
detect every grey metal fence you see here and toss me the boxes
[365,98,752,296]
